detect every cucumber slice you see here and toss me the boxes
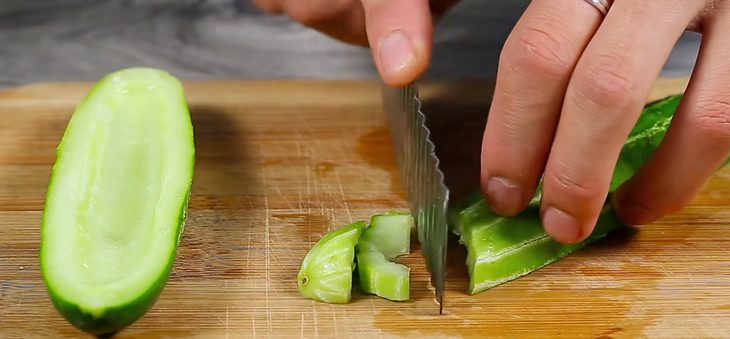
[40,68,195,335]
[298,221,366,304]
[356,212,413,301]
[356,251,410,301]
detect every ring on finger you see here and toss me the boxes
[583,0,612,15]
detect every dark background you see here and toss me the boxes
[0,0,701,88]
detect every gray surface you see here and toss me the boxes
[0,0,700,88]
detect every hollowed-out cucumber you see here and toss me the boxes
[40,68,195,335]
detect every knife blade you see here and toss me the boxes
[381,82,449,314]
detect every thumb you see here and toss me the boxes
[360,0,433,87]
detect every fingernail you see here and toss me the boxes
[485,177,523,216]
[543,207,582,244]
[379,30,415,76]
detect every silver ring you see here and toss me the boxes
[583,0,611,15]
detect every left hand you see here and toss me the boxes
[481,0,730,243]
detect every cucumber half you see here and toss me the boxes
[40,68,195,335]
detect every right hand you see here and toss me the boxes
[253,0,461,87]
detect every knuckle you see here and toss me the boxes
[576,55,638,108]
[689,99,730,139]
[502,26,573,78]
[545,170,603,201]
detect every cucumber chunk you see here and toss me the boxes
[298,221,366,304]
[356,212,413,301]
[40,68,195,335]
[356,251,410,301]
[453,202,623,294]
[451,95,685,295]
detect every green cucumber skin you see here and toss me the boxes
[44,190,191,335]
[457,203,623,294]
[452,95,683,295]
[46,264,174,335]
[297,221,367,304]
[39,68,195,335]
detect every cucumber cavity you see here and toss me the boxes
[40,67,195,335]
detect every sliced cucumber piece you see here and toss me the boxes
[298,221,366,304]
[356,212,413,301]
[356,251,410,301]
[40,68,195,335]
[453,201,623,294]
[450,95,688,295]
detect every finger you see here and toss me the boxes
[283,0,368,46]
[480,0,605,216]
[615,9,730,225]
[540,0,704,244]
[360,0,433,87]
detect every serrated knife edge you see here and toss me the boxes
[382,82,449,314]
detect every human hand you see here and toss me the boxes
[481,0,730,244]
[256,0,729,245]
[252,0,460,86]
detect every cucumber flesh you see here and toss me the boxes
[358,212,412,257]
[356,251,410,301]
[298,221,366,304]
[356,212,413,301]
[40,68,195,335]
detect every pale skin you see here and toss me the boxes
[255,0,730,244]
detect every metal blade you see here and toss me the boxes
[382,82,448,314]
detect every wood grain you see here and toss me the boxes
[1,78,729,338]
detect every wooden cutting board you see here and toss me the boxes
[1,78,729,338]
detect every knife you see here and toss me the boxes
[381,82,449,314]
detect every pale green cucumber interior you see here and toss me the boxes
[355,213,412,301]
[357,251,409,300]
[359,213,412,258]
[41,68,194,315]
